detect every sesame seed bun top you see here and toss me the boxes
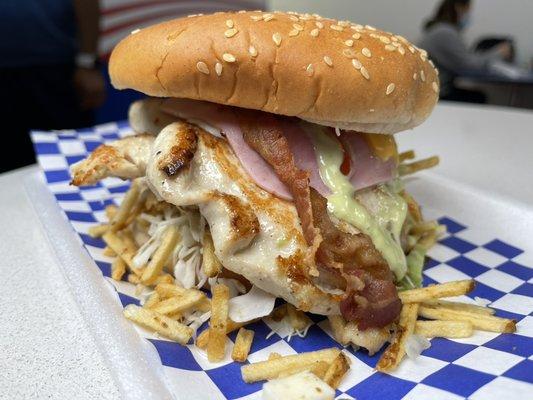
[109,10,439,134]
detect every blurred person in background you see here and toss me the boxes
[0,0,106,172]
[420,0,512,104]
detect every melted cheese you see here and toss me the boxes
[362,132,399,163]
[145,122,342,316]
[307,125,407,279]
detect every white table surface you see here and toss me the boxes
[396,102,533,206]
[1,102,532,399]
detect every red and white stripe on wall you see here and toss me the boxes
[100,0,266,59]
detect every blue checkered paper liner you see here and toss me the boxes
[31,123,533,400]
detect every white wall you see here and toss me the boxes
[269,0,533,66]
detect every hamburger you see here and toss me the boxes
[72,10,440,353]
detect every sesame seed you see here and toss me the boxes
[386,83,395,95]
[413,73,417,80]
[215,62,223,76]
[362,47,372,58]
[289,29,299,37]
[248,45,258,57]
[420,49,428,57]
[380,36,391,44]
[131,28,140,34]
[360,66,370,80]
[392,41,401,48]
[299,14,312,20]
[344,39,354,47]
[398,46,406,55]
[196,61,209,75]
[338,20,350,27]
[330,24,344,31]
[408,46,415,54]
[272,32,282,46]
[435,68,439,76]
[353,24,364,30]
[420,70,426,82]
[397,35,409,44]
[289,15,299,22]
[432,82,439,93]
[420,53,427,62]
[429,60,435,68]
[222,53,236,62]
[237,10,246,14]
[351,58,362,70]
[385,44,396,51]
[352,33,361,40]
[370,33,380,39]
[310,28,319,37]
[293,23,304,31]
[365,25,376,31]
[315,21,324,29]
[306,63,314,76]
[225,19,234,28]
[343,49,357,58]
[251,15,262,21]
[391,36,399,42]
[263,13,274,22]
[323,56,333,67]
[224,28,238,38]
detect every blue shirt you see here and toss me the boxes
[0,0,77,67]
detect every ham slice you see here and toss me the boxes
[340,132,397,191]
[161,98,394,201]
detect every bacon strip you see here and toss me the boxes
[237,110,401,329]
[310,189,401,329]
[236,112,322,260]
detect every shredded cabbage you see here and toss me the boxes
[286,324,312,342]
[229,285,277,323]
[265,310,311,341]
[184,310,211,339]
[208,277,246,298]
[405,334,431,359]
[195,262,208,290]
[129,185,215,337]
[132,202,207,289]
[174,258,198,288]
[398,244,426,290]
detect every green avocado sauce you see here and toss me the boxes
[305,124,408,279]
